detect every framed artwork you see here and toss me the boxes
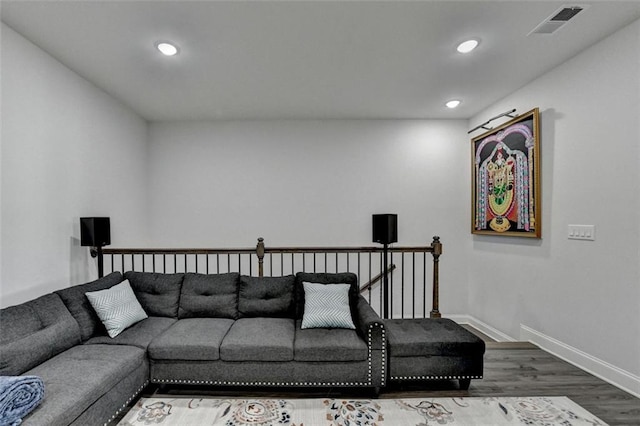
[471,108,541,238]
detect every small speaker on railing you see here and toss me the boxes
[372,214,398,244]
[80,217,110,278]
[80,217,111,247]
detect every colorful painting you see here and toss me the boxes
[472,108,541,237]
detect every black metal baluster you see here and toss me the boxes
[401,252,405,319]
[423,252,427,318]
[269,253,273,276]
[379,251,383,317]
[390,251,394,319]
[412,252,416,319]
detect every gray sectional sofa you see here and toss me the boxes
[0,270,386,425]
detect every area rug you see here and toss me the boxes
[117,396,607,425]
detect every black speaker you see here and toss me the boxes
[372,214,398,244]
[80,217,111,247]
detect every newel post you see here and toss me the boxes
[256,237,265,277]
[430,236,442,318]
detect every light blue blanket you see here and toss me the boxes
[0,376,45,426]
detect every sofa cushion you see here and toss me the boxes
[301,282,355,329]
[85,316,177,350]
[0,294,81,376]
[295,272,359,320]
[23,344,147,426]
[294,320,367,362]
[179,273,239,319]
[149,318,235,361]
[85,280,148,337]
[0,304,42,343]
[55,272,124,341]
[386,318,486,357]
[238,275,294,318]
[125,271,184,317]
[220,318,294,362]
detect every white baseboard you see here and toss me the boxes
[520,324,640,398]
[447,314,516,342]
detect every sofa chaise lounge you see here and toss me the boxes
[1,271,385,425]
[1,269,484,426]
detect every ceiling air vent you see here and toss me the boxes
[529,5,587,35]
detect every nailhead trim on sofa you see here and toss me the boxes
[152,323,387,388]
[153,379,370,387]
[378,324,386,386]
[390,375,483,380]
[104,380,149,426]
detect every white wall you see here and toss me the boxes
[148,119,471,314]
[469,19,640,386]
[0,24,149,307]
[5,9,637,394]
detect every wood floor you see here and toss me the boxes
[383,343,640,425]
[121,331,640,425]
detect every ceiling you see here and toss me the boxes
[2,1,639,121]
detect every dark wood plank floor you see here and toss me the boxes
[383,343,640,425]
[118,329,640,425]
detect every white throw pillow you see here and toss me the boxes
[301,282,355,329]
[85,280,148,338]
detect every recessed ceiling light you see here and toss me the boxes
[457,39,479,54]
[156,42,179,56]
[446,100,461,109]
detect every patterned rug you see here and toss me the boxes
[117,396,607,425]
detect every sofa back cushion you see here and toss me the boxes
[179,273,239,319]
[294,272,359,320]
[0,293,81,375]
[55,271,124,340]
[238,275,295,318]
[124,271,184,318]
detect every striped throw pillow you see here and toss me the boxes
[301,282,355,329]
[85,280,148,338]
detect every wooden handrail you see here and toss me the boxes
[104,245,435,256]
[103,248,255,255]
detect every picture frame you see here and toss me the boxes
[471,107,541,238]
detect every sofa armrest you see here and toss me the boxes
[354,295,385,349]
[354,295,387,388]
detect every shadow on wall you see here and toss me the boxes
[0,282,58,309]
[0,237,98,308]
[70,236,96,286]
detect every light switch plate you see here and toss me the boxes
[568,224,595,241]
